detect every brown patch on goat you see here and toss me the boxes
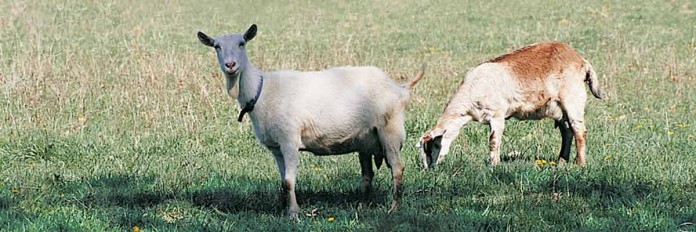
[487,42,584,81]
[488,42,584,111]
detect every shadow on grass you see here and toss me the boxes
[189,187,390,214]
[55,168,691,230]
[74,172,390,215]
[486,167,661,201]
[0,196,13,209]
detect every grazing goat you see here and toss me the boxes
[417,41,602,169]
[197,25,425,218]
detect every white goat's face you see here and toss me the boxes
[197,24,257,76]
[417,129,444,170]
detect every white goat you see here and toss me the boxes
[197,25,425,218]
[417,41,602,169]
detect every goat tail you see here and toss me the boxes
[405,63,427,90]
[583,59,603,99]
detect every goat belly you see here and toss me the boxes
[300,130,380,156]
[508,101,564,120]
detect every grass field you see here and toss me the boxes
[1,0,695,231]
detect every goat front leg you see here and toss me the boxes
[270,148,287,213]
[278,145,300,219]
[488,118,505,165]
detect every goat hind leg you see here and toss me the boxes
[358,152,374,195]
[377,126,405,213]
[555,120,574,164]
[568,117,588,166]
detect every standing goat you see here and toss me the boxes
[418,41,602,169]
[197,25,425,218]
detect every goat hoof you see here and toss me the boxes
[387,201,400,214]
[287,212,300,221]
[575,160,586,167]
[557,158,569,165]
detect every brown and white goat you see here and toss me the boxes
[418,41,602,169]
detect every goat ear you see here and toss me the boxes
[197,31,215,47]
[421,134,433,155]
[417,134,432,149]
[244,24,257,41]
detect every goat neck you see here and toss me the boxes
[235,65,264,122]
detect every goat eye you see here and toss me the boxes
[239,41,246,47]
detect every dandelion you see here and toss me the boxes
[309,164,316,168]
[559,18,569,25]
[549,161,557,166]
[603,155,611,161]
[635,124,643,129]
[328,217,335,222]
[668,130,674,136]
[688,134,694,140]
[60,194,64,198]
[133,226,140,232]
[605,143,612,147]
[535,159,547,166]
[10,188,19,193]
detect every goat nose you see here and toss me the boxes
[225,61,236,69]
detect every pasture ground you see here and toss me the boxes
[1,0,695,231]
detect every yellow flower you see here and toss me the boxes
[10,188,19,193]
[605,143,612,147]
[635,124,643,129]
[309,164,316,168]
[603,155,611,161]
[559,18,569,25]
[133,226,140,232]
[328,217,335,222]
[689,134,695,140]
[535,159,547,166]
[549,161,557,166]
[668,130,674,136]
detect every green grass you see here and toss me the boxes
[1,0,695,231]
